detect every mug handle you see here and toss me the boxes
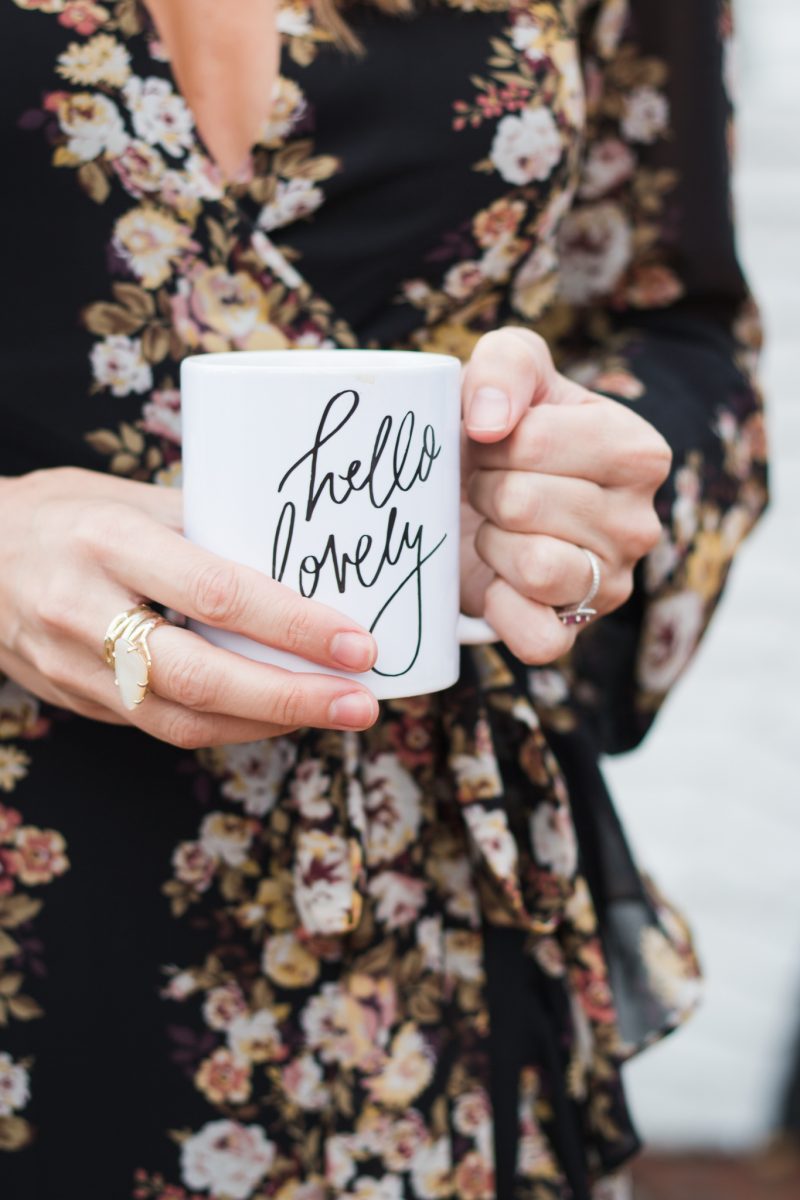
[457,614,500,645]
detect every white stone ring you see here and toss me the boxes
[555,547,602,628]
[104,603,168,710]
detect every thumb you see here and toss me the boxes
[461,327,559,445]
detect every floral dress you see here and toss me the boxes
[0,1,768,1198]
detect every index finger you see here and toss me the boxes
[468,398,658,488]
[98,506,379,675]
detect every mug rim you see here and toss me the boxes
[181,349,461,374]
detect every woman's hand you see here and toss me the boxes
[459,327,673,665]
[0,467,379,746]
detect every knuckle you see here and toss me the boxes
[534,620,571,664]
[481,581,511,640]
[515,618,571,666]
[514,541,539,591]
[516,540,558,594]
[71,502,132,559]
[37,646,74,691]
[640,432,673,486]
[517,410,551,470]
[503,325,551,367]
[473,519,492,568]
[162,709,208,750]
[605,572,634,612]
[164,653,216,711]
[619,508,663,561]
[477,326,522,354]
[536,543,561,593]
[507,325,547,352]
[188,562,245,627]
[271,682,308,728]
[496,473,533,528]
[637,511,664,557]
[471,327,551,381]
[280,603,315,655]
[33,580,75,634]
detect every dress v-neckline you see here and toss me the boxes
[129,0,340,302]
[134,0,286,190]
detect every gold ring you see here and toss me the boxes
[104,603,167,710]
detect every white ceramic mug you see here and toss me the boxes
[181,349,497,700]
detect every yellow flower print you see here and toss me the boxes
[176,266,289,353]
[154,459,183,488]
[198,812,256,868]
[464,808,519,889]
[441,0,511,13]
[280,1055,330,1113]
[262,931,321,989]
[0,746,30,793]
[0,679,43,740]
[684,527,730,603]
[238,875,296,931]
[110,139,165,197]
[301,976,395,1073]
[363,1022,435,1108]
[410,321,483,363]
[443,930,484,983]
[113,206,197,289]
[362,753,422,867]
[472,196,526,249]
[551,39,586,129]
[171,840,216,893]
[409,1136,452,1198]
[10,826,69,886]
[13,1,64,12]
[452,1149,495,1200]
[194,1047,252,1106]
[274,1178,327,1200]
[564,877,598,935]
[202,982,248,1031]
[56,33,131,88]
[260,76,307,146]
[594,0,629,60]
[639,927,703,1019]
[292,829,360,935]
[426,850,480,925]
[228,1007,287,1064]
[90,334,152,397]
[49,90,127,164]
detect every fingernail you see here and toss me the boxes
[330,631,377,671]
[469,386,510,432]
[329,692,377,728]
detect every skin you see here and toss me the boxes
[0,11,672,750]
[144,0,280,182]
[0,328,670,749]
[459,327,671,667]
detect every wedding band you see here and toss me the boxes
[104,603,167,710]
[556,547,601,627]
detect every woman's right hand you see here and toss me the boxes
[0,467,380,747]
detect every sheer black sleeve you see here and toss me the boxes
[510,0,770,753]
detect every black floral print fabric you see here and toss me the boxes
[0,2,768,1198]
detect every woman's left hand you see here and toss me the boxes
[459,326,673,665]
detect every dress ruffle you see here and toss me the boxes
[269,642,703,1189]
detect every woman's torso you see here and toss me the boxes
[0,0,584,478]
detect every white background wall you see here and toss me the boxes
[605,0,800,1149]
